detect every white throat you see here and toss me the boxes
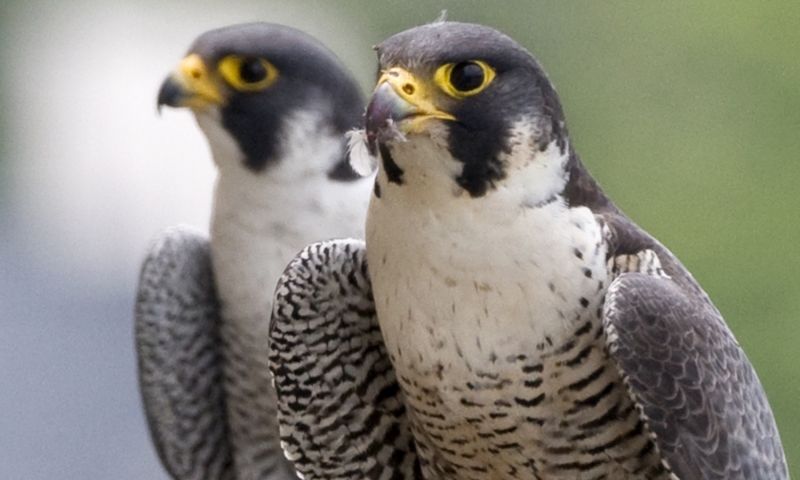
[192,104,372,475]
[366,121,606,368]
[368,119,571,223]
[197,106,371,324]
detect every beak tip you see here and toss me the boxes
[366,84,397,130]
[156,75,185,110]
[366,82,415,152]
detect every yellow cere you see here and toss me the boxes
[219,55,278,92]
[377,67,455,132]
[175,54,224,107]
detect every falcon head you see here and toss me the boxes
[158,23,363,179]
[365,21,596,203]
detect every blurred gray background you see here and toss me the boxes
[1,1,797,478]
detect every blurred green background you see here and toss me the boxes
[0,0,797,478]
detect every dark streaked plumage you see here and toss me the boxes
[269,239,419,480]
[137,23,371,480]
[271,21,788,480]
[604,272,787,479]
[136,226,233,480]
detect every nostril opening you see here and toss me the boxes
[402,84,415,95]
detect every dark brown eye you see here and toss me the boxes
[239,57,267,83]
[449,62,485,92]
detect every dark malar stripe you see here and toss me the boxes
[380,143,404,185]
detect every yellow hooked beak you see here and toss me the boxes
[157,54,224,111]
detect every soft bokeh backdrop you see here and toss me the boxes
[1,1,797,478]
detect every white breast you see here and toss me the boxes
[367,131,607,358]
[365,134,618,477]
[367,178,609,380]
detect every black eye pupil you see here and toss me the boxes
[450,62,485,92]
[239,58,267,83]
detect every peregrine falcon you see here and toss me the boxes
[135,23,371,480]
[269,21,788,480]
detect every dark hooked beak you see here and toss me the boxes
[364,68,455,155]
[365,82,413,154]
[156,54,223,113]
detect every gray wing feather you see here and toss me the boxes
[269,239,419,480]
[603,272,788,480]
[135,225,234,480]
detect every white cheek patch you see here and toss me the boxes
[387,133,465,189]
[272,108,340,182]
[496,120,569,209]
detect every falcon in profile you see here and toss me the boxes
[270,21,788,480]
[135,23,371,480]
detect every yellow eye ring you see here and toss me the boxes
[218,55,278,92]
[434,60,495,98]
